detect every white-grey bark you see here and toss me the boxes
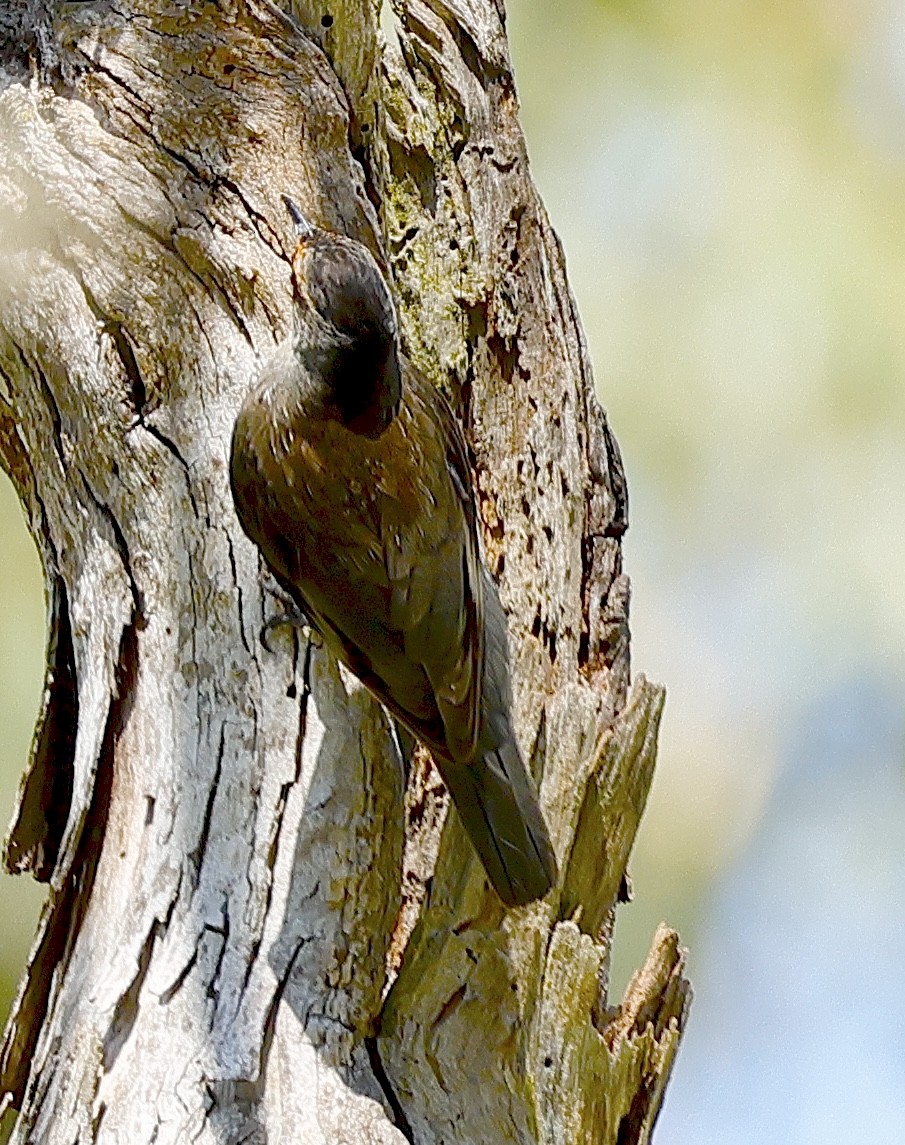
[0,2,690,1143]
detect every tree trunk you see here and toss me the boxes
[0,2,690,1143]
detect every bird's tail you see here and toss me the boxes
[442,736,558,907]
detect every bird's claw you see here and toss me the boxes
[259,605,316,652]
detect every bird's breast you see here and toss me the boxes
[261,392,444,535]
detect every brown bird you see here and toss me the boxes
[229,197,557,906]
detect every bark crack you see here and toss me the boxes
[80,476,146,623]
[18,346,66,476]
[77,275,149,415]
[102,899,174,1073]
[365,1034,415,1143]
[225,530,251,656]
[4,575,77,881]
[1,611,137,1112]
[188,722,226,883]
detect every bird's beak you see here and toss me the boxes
[282,195,315,239]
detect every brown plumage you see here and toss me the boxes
[229,199,557,906]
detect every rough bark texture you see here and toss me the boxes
[0,2,690,1143]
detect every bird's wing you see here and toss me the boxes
[316,364,485,760]
[376,371,484,764]
[230,360,485,765]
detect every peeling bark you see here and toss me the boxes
[0,2,690,1142]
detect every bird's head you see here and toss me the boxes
[281,196,401,436]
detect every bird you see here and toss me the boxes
[229,196,557,907]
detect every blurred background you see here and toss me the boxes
[2,0,904,1140]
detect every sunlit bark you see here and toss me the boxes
[0,3,689,1141]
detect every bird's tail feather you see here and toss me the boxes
[442,738,557,907]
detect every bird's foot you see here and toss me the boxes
[260,605,314,652]
[258,573,319,651]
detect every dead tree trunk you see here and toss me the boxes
[0,2,690,1142]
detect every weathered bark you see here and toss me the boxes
[0,2,690,1143]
